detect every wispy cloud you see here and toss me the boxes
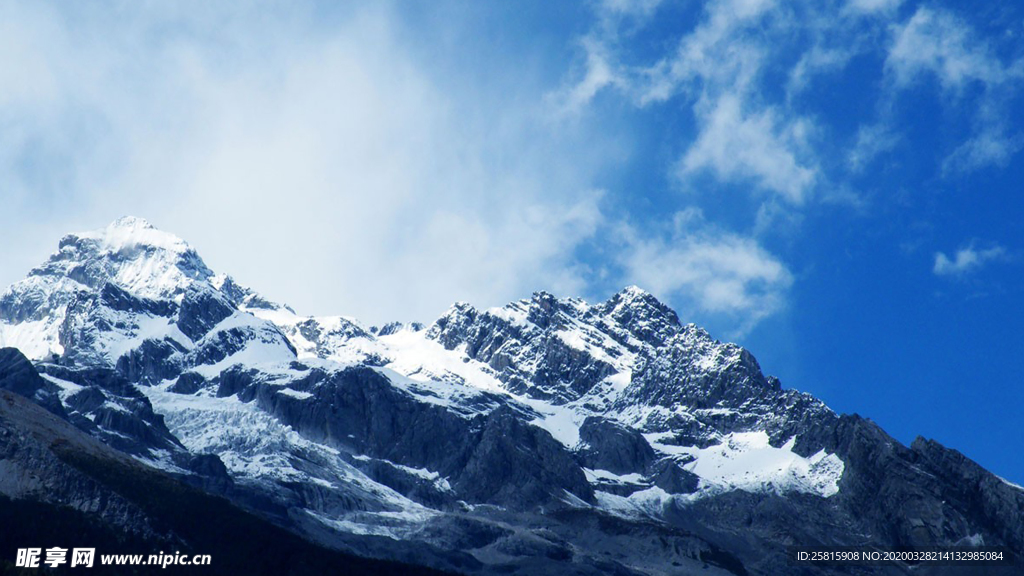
[554,0,926,208]
[933,243,1008,277]
[886,7,1024,173]
[635,0,777,105]
[848,123,901,171]
[943,129,1024,173]
[616,209,792,336]
[787,44,859,97]
[557,0,822,204]
[844,0,903,15]
[597,0,665,19]
[680,94,816,204]
[886,8,1015,91]
[553,36,623,117]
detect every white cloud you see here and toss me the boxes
[617,209,792,335]
[561,0,1024,200]
[943,129,1023,173]
[598,0,665,19]
[636,0,776,105]
[844,0,903,15]
[680,95,816,204]
[553,36,623,116]
[887,8,1013,91]
[558,0,824,205]
[933,243,1007,277]
[637,0,823,205]
[848,123,900,171]
[886,7,1023,173]
[551,0,668,115]
[787,45,858,96]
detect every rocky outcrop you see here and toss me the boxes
[577,416,656,474]
[177,285,235,342]
[0,347,67,418]
[429,296,620,402]
[455,407,594,508]
[34,362,185,459]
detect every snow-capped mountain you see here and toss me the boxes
[1,217,1021,575]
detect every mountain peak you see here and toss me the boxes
[70,216,191,257]
[619,284,649,297]
[595,286,681,348]
[610,285,661,306]
[1,217,216,326]
[604,285,677,319]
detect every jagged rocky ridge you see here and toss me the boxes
[0,217,1021,575]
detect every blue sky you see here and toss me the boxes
[1,0,1023,481]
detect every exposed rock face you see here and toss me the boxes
[177,284,236,342]
[211,365,592,511]
[0,347,67,418]
[0,386,161,538]
[0,218,1021,576]
[909,438,1024,550]
[454,407,594,508]
[33,361,186,460]
[577,417,656,475]
[428,297,620,402]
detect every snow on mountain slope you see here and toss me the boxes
[0,317,63,359]
[646,431,844,497]
[142,381,441,539]
[247,306,379,366]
